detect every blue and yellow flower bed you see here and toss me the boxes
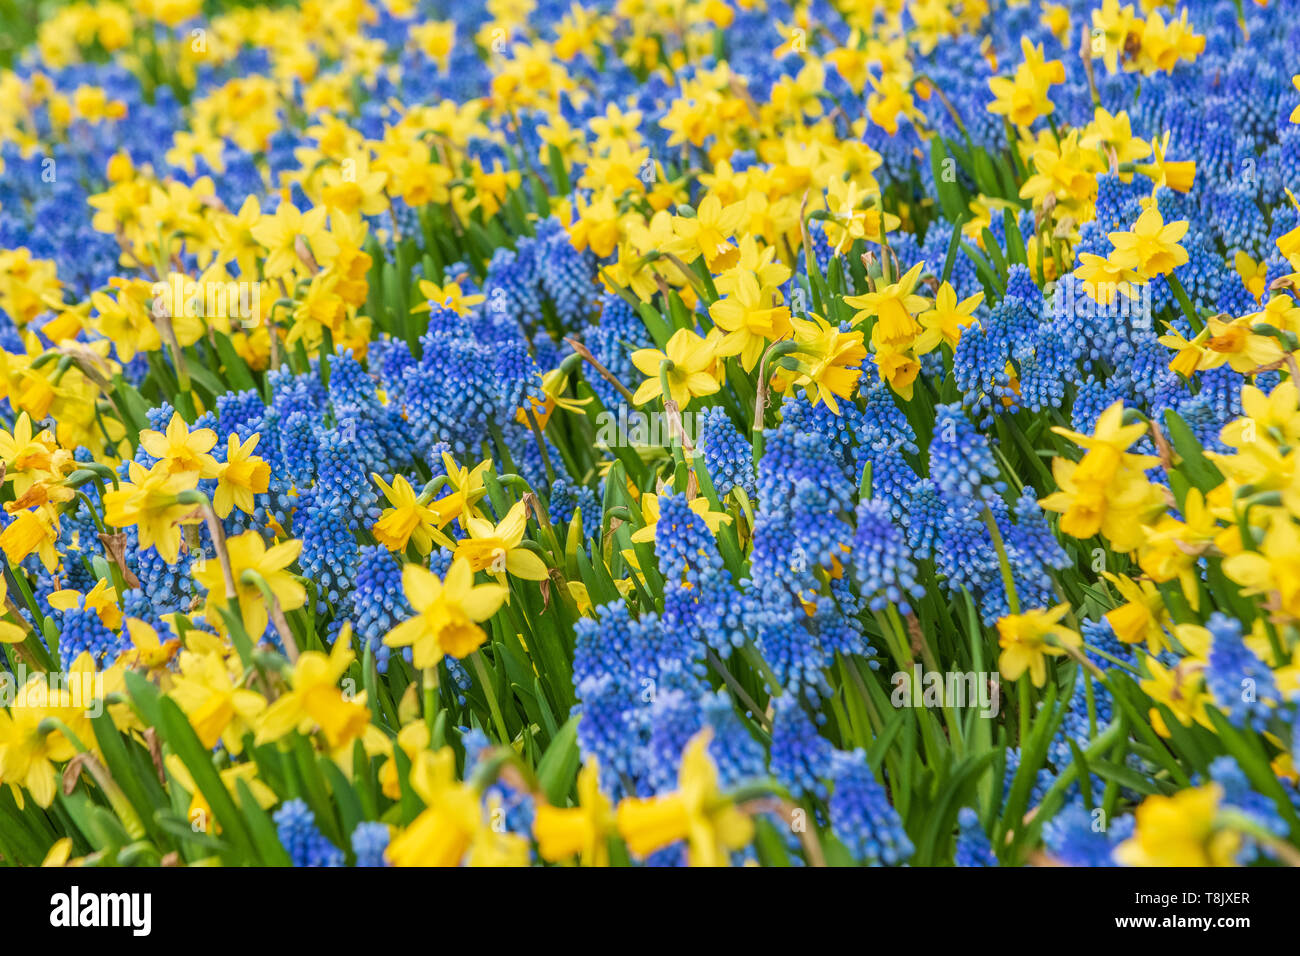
[0,0,1298,869]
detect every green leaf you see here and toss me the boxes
[535,715,581,805]
[90,711,168,847]
[156,696,260,863]
[236,779,293,866]
[1163,409,1224,492]
[1204,707,1300,835]
[928,139,965,224]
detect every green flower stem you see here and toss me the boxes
[423,665,439,738]
[656,358,676,410]
[663,399,691,494]
[981,504,1019,615]
[240,569,300,662]
[414,475,451,505]
[740,642,781,695]
[750,340,801,468]
[888,602,963,756]
[471,650,511,745]
[524,405,557,487]
[1218,809,1300,866]
[1166,273,1203,333]
[1017,677,1030,745]
[486,420,520,476]
[42,718,146,842]
[706,648,771,732]
[871,609,913,671]
[176,490,269,680]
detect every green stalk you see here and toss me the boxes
[471,650,511,744]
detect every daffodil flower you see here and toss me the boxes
[383,558,507,668]
[102,461,201,564]
[412,278,484,318]
[0,675,95,808]
[248,202,339,278]
[1138,657,1214,738]
[455,500,549,585]
[48,578,122,631]
[138,411,219,479]
[630,327,721,409]
[165,754,276,834]
[632,493,731,544]
[256,630,370,749]
[709,271,792,371]
[193,530,306,640]
[615,730,753,866]
[1106,204,1189,280]
[784,313,867,413]
[214,433,271,518]
[1115,785,1240,866]
[844,261,930,347]
[915,283,983,353]
[996,604,1080,687]
[373,473,442,554]
[169,643,266,754]
[534,760,614,866]
[428,453,492,530]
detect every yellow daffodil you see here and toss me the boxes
[412,279,485,318]
[120,618,182,676]
[1106,204,1189,280]
[383,558,507,668]
[193,530,306,639]
[630,327,721,409]
[256,629,370,749]
[843,261,930,347]
[103,461,202,564]
[1140,656,1213,737]
[988,38,1064,127]
[1115,785,1239,867]
[387,746,528,866]
[428,454,492,530]
[915,283,983,353]
[165,754,276,834]
[0,504,61,572]
[169,644,266,753]
[214,433,270,518]
[48,578,122,632]
[372,473,441,554]
[1222,514,1300,621]
[784,313,867,413]
[1103,573,1173,653]
[455,501,549,585]
[666,194,746,272]
[533,759,614,866]
[616,729,753,866]
[138,412,219,479]
[1040,402,1167,552]
[0,675,95,808]
[996,604,1080,686]
[1137,489,1216,609]
[709,272,792,372]
[249,202,339,278]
